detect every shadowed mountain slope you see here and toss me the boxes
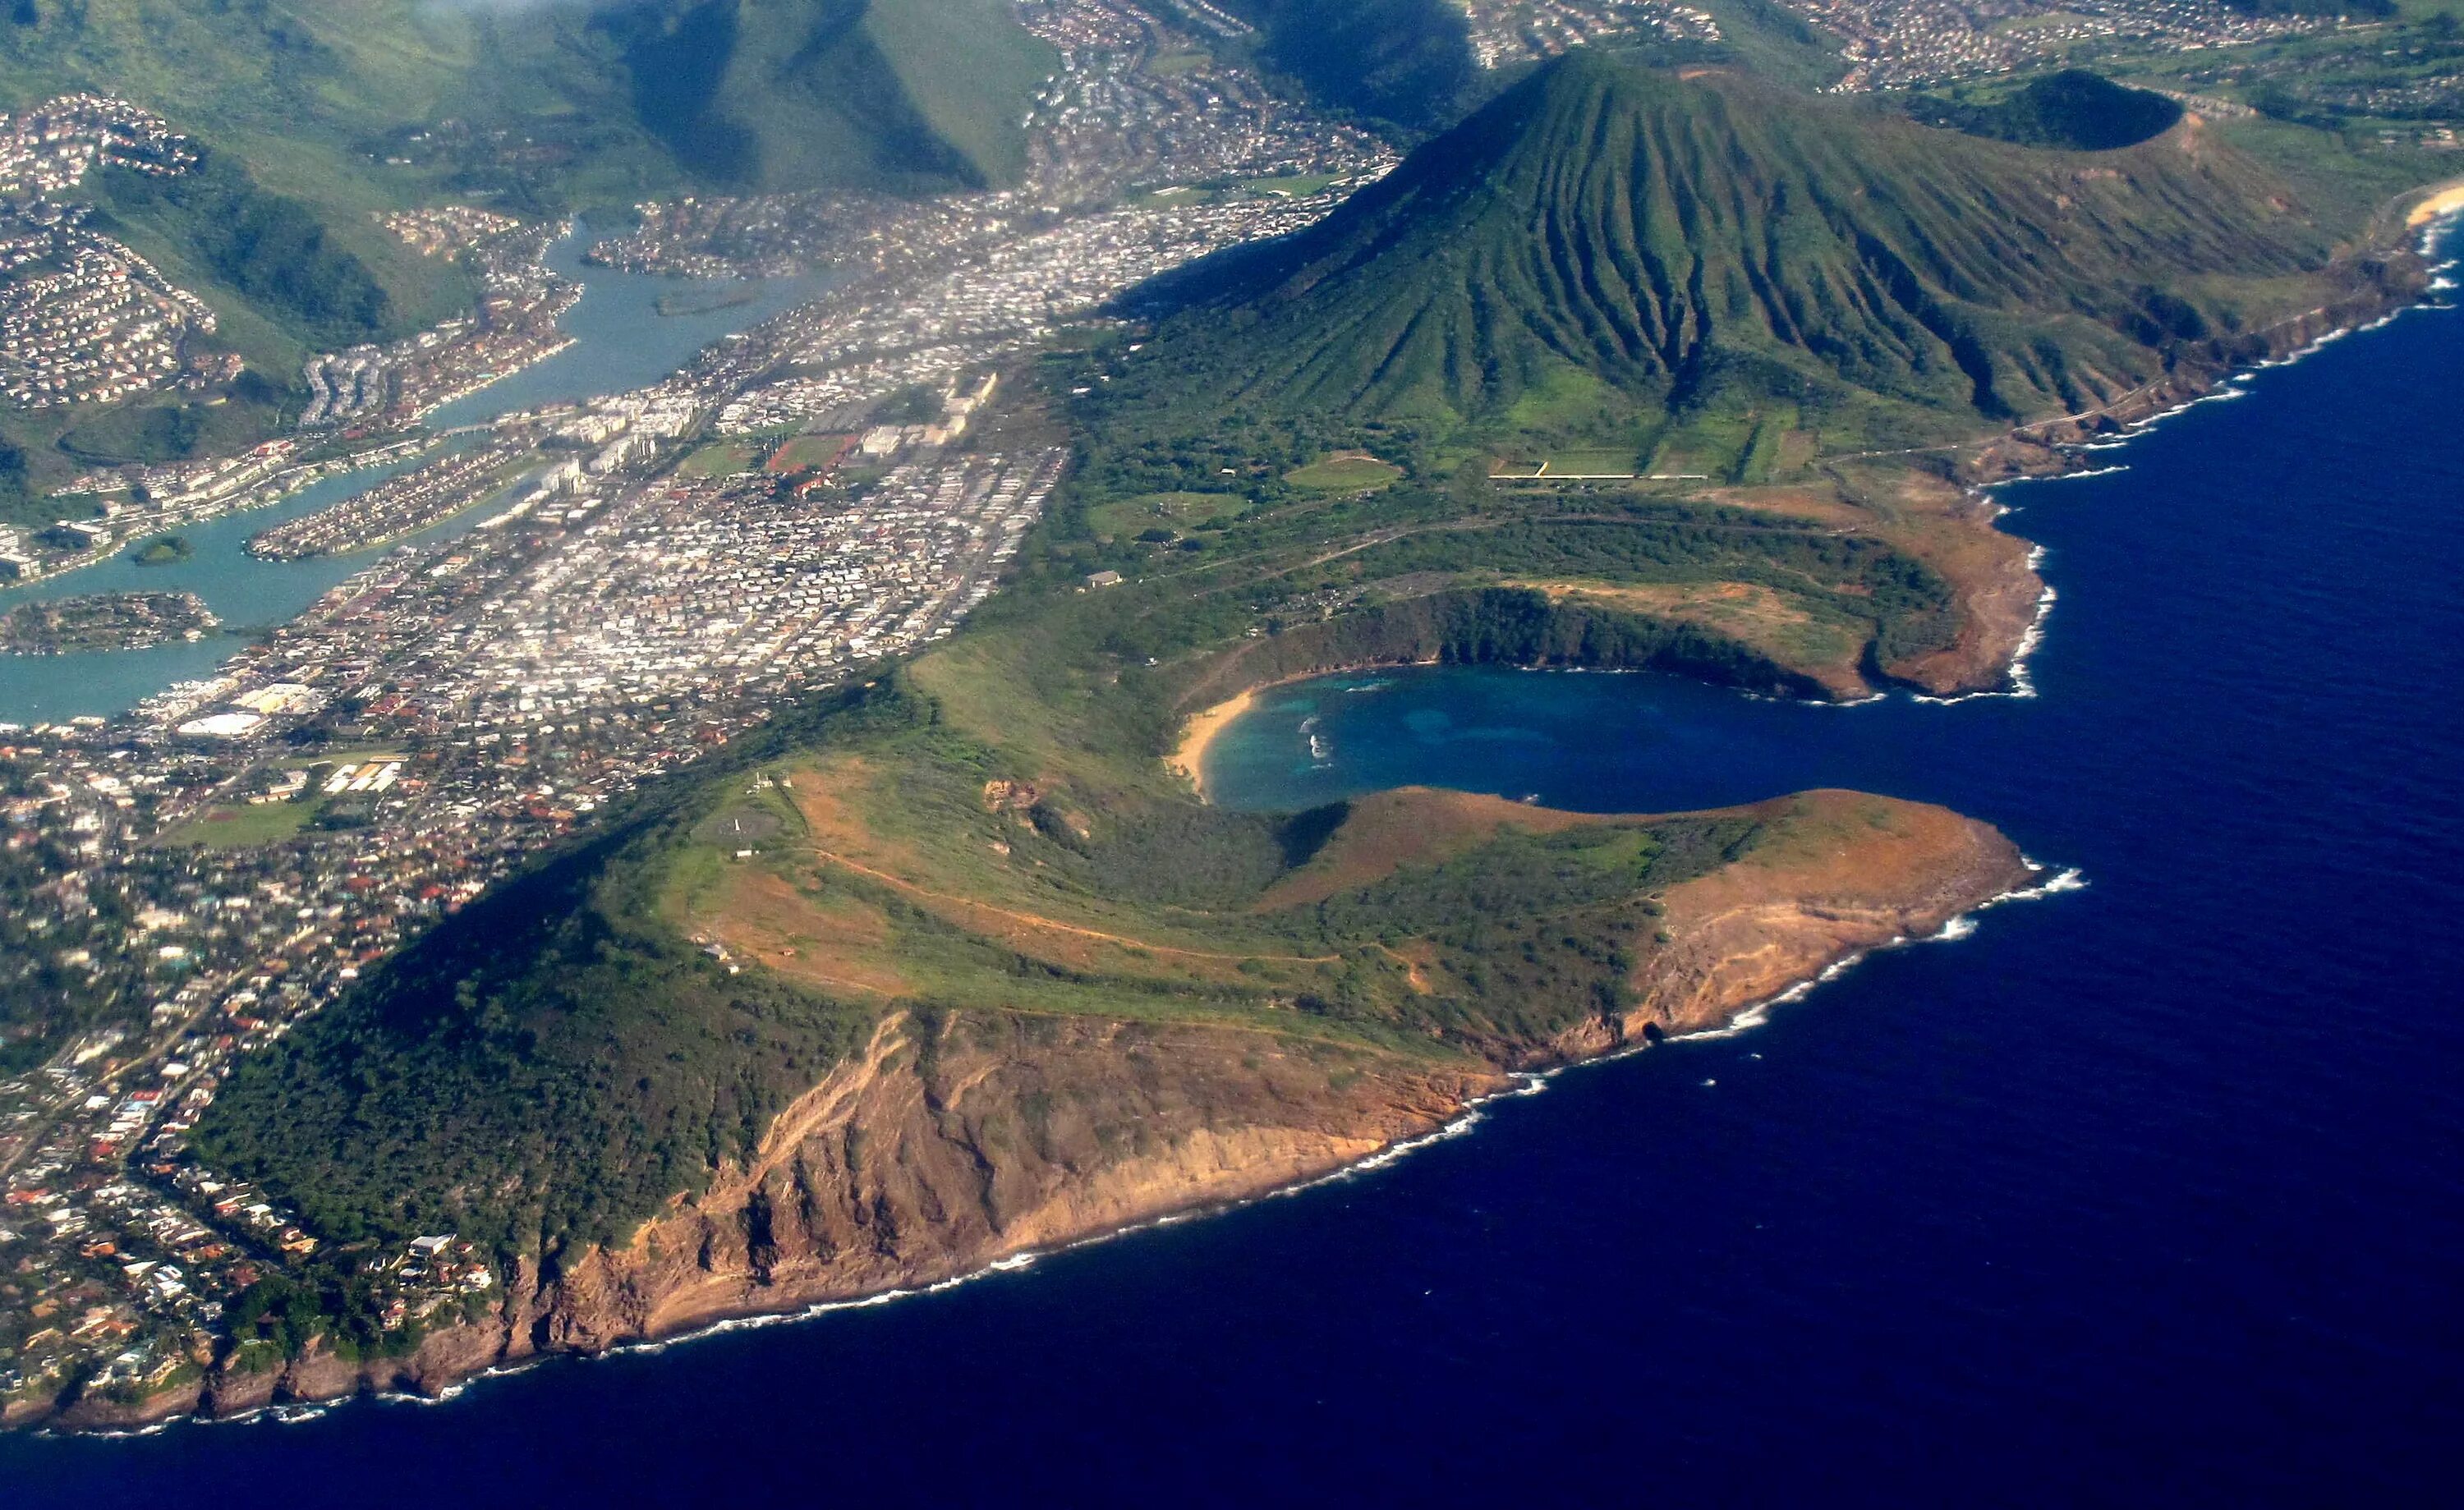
[0,0,1053,198]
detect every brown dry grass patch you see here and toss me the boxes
[792,841,1339,987]
[784,754,930,874]
[703,866,913,998]
[1699,484,1865,527]
[1723,790,1970,893]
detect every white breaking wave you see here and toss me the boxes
[1674,857,2085,1042]
[1911,577,2056,706]
[136,856,2089,1436]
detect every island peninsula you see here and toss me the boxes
[3,13,2460,1433]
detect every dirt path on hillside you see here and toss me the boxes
[792,844,1344,964]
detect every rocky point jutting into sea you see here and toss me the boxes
[53,792,2028,1431]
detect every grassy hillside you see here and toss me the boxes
[602,0,1056,191]
[0,0,1053,203]
[171,34,2420,1322]
[1224,0,1478,134]
[0,0,1051,512]
[1908,69,2186,152]
[1101,53,2364,466]
[191,352,2046,1263]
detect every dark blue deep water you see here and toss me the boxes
[8,291,2463,1502]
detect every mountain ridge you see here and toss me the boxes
[0,0,1054,200]
[1106,53,2360,454]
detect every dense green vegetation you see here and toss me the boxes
[1105,53,2359,466]
[1910,70,2184,152]
[190,388,1998,1258]
[1293,816,1755,941]
[189,654,1780,1257]
[95,149,393,349]
[194,685,910,1255]
[1225,0,1478,134]
[0,0,1051,204]
[1181,586,1824,699]
[177,37,2451,1300]
[129,535,195,566]
[600,0,1055,190]
[1313,512,1960,661]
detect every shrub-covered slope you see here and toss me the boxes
[190,428,2039,1267]
[1110,53,2342,444]
[1910,69,2186,153]
[1225,0,1478,134]
[0,0,1052,198]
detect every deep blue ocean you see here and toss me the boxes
[7,279,2462,1502]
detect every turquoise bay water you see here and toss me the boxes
[0,231,825,722]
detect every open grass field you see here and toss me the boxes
[678,441,765,479]
[277,747,406,770]
[1088,490,1236,539]
[654,750,1361,1023]
[1285,452,1403,492]
[1243,174,1340,197]
[643,732,1782,1043]
[157,799,320,850]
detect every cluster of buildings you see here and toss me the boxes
[2,436,434,584]
[246,443,520,560]
[1018,0,1391,208]
[0,201,220,411]
[300,220,579,430]
[2163,30,2464,133]
[0,94,195,200]
[441,450,1053,717]
[172,682,327,742]
[708,180,1377,437]
[207,443,1064,745]
[0,0,1409,1421]
[591,0,1391,287]
[1153,0,1253,40]
[669,10,1391,443]
[377,206,525,260]
[0,98,223,414]
[2380,124,2462,150]
[1459,0,1722,70]
[0,431,1066,1411]
[1787,0,2332,92]
[0,1160,243,1409]
[0,590,216,655]
[0,731,517,1414]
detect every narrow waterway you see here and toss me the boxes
[0,229,827,722]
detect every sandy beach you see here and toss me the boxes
[1165,688,1256,800]
[2407,183,2464,227]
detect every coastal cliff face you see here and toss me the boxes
[514,1014,1497,1352]
[90,791,2028,1427]
[1971,261,2427,482]
[1625,795,2027,1041]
